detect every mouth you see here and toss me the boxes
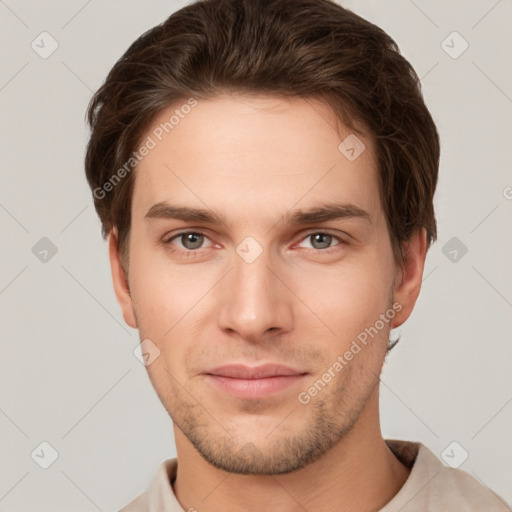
[204,364,308,399]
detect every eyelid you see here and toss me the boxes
[294,230,347,251]
[298,228,349,240]
[163,229,214,246]
[163,228,349,253]
[163,229,208,241]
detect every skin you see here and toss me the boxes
[109,94,427,512]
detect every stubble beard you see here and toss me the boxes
[167,364,381,475]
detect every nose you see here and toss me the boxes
[216,246,294,344]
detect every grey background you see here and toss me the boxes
[1,0,511,510]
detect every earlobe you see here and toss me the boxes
[108,228,138,329]
[390,229,428,329]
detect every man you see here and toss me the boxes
[84,0,509,510]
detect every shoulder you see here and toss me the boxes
[382,439,510,511]
[118,458,180,512]
[119,492,147,512]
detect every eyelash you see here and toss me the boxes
[162,230,347,258]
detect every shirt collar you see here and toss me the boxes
[146,439,423,512]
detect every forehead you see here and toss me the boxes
[132,94,381,223]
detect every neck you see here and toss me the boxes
[172,388,411,512]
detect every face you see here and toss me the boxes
[110,94,425,475]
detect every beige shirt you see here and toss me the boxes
[120,439,510,511]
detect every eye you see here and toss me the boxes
[162,230,347,256]
[164,231,213,252]
[297,232,344,251]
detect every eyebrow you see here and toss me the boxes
[286,202,371,225]
[144,201,371,227]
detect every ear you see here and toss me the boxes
[390,228,428,329]
[108,228,137,329]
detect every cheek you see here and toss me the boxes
[128,250,213,368]
[300,265,392,394]
[128,250,185,337]
[293,258,392,340]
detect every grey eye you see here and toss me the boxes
[309,233,335,250]
[179,232,205,250]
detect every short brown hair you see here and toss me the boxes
[85,0,439,268]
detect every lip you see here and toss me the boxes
[206,363,305,379]
[204,364,308,399]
